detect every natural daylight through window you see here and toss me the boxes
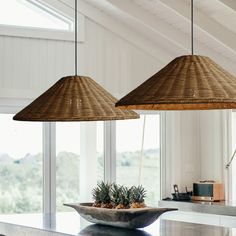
[0,114,43,214]
[116,114,161,207]
[0,0,72,30]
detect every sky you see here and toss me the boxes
[0,0,70,30]
[0,114,160,159]
[0,114,42,159]
[116,115,160,152]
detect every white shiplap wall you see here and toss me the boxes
[0,36,74,98]
[0,17,231,198]
[0,19,159,99]
[163,109,231,197]
[81,19,160,96]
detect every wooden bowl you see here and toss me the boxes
[64,203,177,229]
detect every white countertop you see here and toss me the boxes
[0,212,158,236]
[0,211,234,236]
[159,200,236,216]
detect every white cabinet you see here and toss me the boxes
[161,211,236,228]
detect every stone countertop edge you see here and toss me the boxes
[0,221,71,236]
[0,213,233,236]
[158,200,236,217]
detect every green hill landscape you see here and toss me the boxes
[0,149,160,214]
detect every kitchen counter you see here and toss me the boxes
[0,212,234,236]
[159,200,236,216]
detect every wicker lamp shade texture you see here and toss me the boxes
[115,55,236,110]
[13,76,139,121]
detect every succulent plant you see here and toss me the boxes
[92,182,147,209]
[130,185,147,208]
[111,184,131,209]
[92,181,113,208]
[111,183,122,206]
[92,186,101,207]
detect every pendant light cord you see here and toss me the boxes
[75,0,78,76]
[191,0,194,55]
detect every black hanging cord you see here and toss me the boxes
[191,0,194,55]
[75,0,78,75]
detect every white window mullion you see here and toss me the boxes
[160,111,166,199]
[104,121,116,182]
[80,122,97,201]
[43,122,56,215]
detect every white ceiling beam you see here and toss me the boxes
[40,0,171,63]
[105,0,189,54]
[219,0,236,11]
[102,0,236,65]
[158,0,236,53]
[39,0,236,74]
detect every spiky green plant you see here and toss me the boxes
[119,186,131,208]
[92,182,147,209]
[130,185,147,208]
[111,184,131,209]
[92,186,101,207]
[111,183,122,206]
[93,181,112,208]
[98,181,111,203]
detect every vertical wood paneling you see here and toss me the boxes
[199,110,225,182]
[2,36,12,88]
[0,19,161,97]
[0,36,75,96]
[81,19,160,96]
[180,111,201,187]
[29,38,40,90]
[0,36,5,88]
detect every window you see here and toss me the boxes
[0,109,162,214]
[56,122,80,212]
[116,114,161,207]
[0,0,72,30]
[56,122,104,212]
[0,111,105,214]
[97,122,105,180]
[232,111,236,200]
[0,114,42,214]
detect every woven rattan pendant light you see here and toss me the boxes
[115,0,236,110]
[13,1,139,121]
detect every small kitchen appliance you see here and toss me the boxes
[192,181,224,202]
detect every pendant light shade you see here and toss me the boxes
[116,0,236,111]
[13,76,139,121]
[13,0,139,121]
[115,55,236,110]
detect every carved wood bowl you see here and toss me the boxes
[64,203,177,229]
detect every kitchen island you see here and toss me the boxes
[0,212,233,236]
[159,200,236,216]
[159,200,236,227]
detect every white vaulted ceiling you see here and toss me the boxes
[42,0,236,73]
[191,0,236,34]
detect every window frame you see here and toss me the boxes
[216,109,233,202]
[0,100,165,214]
[113,111,164,205]
[230,110,236,201]
[0,0,85,42]
[0,107,44,214]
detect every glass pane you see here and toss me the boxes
[0,114,42,214]
[232,112,236,200]
[56,122,104,212]
[56,123,80,212]
[116,115,161,207]
[0,0,72,30]
[97,122,104,181]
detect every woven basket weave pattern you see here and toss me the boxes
[13,76,139,121]
[116,55,236,110]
